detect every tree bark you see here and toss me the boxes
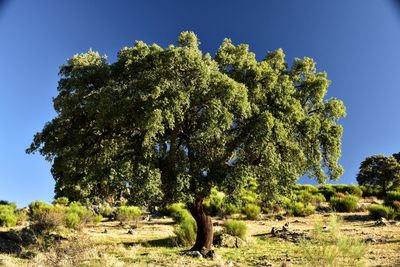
[189,196,213,252]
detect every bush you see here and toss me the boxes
[65,202,94,229]
[286,202,315,217]
[224,203,240,215]
[166,203,192,223]
[296,190,326,205]
[329,195,358,212]
[173,217,197,246]
[223,220,247,239]
[0,204,18,227]
[368,204,395,220]
[384,191,400,208]
[93,214,103,224]
[294,184,319,194]
[318,185,336,201]
[359,185,382,198]
[53,197,69,206]
[242,203,260,220]
[115,206,142,225]
[334,185,363,197]
[99,204,114,218]
[29,201,53,220]
[29,201,65,230]
[203,188,225,215]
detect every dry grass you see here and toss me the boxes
[1,212,400,266]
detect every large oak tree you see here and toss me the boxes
[27,32,345,251]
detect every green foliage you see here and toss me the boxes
[333,185,363,197]
[384,190,400,208]
[224,203,240,215]
[286,201,315,217]
[65,202,94,229]
[53,197,69,206]
[29,201,54,220]
[329,195,358,212]
[166,203,192,223]
[295,190,326,205]
[359,185,383,198]
[368,204,395,220]
[166,202,197,246]
[357,154,400,194]
[115,206,142,224]
[318,185,336,201]
[0,204,18,227]
[173,217,197,246]
[93,214,103,224]
[203,187,225,215]
[223,220,247,239]
[242,203,261,220]
[29,201,65,231]
[28,32,345,208]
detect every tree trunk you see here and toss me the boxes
[189,196,213,252]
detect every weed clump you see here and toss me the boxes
[0,203,18,227]
[223,220,247,239]
[329,195,358,212]
[368,204,396,220]
[243,203,260,220]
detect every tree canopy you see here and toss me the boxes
[27,32,346,206]
[357,154,400,194]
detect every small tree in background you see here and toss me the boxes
[27,32,345,252]
[357,154,400,195]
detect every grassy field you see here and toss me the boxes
[1,211,399,267]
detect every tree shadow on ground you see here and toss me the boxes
[341,214,371,222]
[121,237,176,248]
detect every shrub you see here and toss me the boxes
[65,202,94,229]
[296,190,326,205]
[223,220,247,239]
[359,185,382,198]
[242,203,260,220]
[384,191,400,208]
[294,184,319,194]
[29,201,53,220]
[115,206,142,225]
[166,203,192,223]
[173,217,197,246]
[0,204,18,227]
[330,195,358,212]
[53,197,69,206]
[303,203,316,216]
[99,205,114,218]
[368,204,395,220]
[203,188,225,215]
[224,203,240,215]
[334,185,363,197]
[318,185,336,201]
[286,202,315,217]
[93,214,103,224]
[29,201,65,230]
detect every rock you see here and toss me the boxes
[103,229,108,234]
[200,247,216,259]
[365,238,377,243]
[214,234,245,248]
[185,250,203,258]
[374,217,388,226]
[127,229,134,235]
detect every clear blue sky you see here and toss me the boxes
[1,1,400,207]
